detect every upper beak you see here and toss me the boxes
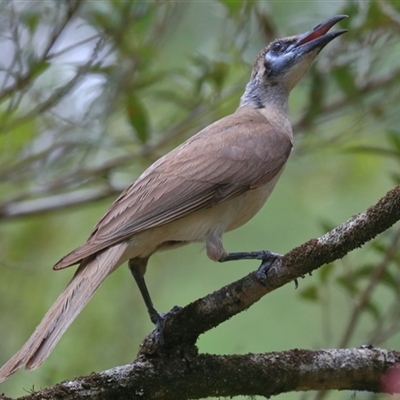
[294,15,348,52]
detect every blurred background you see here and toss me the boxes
[0,1,399,399]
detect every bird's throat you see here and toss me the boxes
[240,79,289,115]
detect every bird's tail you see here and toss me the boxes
[0,243,128,383]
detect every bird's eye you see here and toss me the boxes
[271,41,285,53]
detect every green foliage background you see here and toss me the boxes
[0,1,399,398]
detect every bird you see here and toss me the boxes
[0,15,347,382]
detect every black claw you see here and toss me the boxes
[294,279,299,289]
[260,253,282,266]
[152,306,183,346]
[169,305,184,314]
[153,314,166,346]
[255,253,282,286]
[150,311,163,326]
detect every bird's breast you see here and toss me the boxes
[225,168,284,232]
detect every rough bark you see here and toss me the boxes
[1,348,399,400]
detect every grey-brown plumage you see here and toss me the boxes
[0,15,347,382]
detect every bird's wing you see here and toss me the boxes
[54,107,292,269]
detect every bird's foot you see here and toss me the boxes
[255,253,283,287]
[254,254,298,289]
[151,305,183,346]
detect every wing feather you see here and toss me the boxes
[54,106,292,269]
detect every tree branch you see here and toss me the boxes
[1,185,400,399]
[0,187,117,218]
[2,348,399,400]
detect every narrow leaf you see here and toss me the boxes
[125,94,150,144]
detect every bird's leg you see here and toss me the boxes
[129,258,183,346]
[219,250,282,263]
[128,258,162,326]
[207,233,282,264]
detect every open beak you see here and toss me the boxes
[294,15,348,52]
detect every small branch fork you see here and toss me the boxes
[2,185,400,400]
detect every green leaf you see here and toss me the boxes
[340,1,360,25]
[21,10,40,34]
[299,285,319,302]
[356,264,400,293]
[191,54,229,95]
[365,1,392,30]
[370,241,387,254]
[355,264,375,277]
[390,172,400,185]
[386,130,400,153]
[380,270,400,293]
[344,146,399,159]
[125,95,150,144]
[29,60,50,79]
[336,276,358,296]
[217,0,243,14]
[0,117,37,168]
[364,300,381,321]
[304,69,325,124]
[332,66,361,101]
[319,219,336,234]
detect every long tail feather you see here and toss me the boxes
[0,243,128,382]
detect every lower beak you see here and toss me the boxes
[294,15,348,52]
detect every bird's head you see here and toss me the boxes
[241,15,347,109]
